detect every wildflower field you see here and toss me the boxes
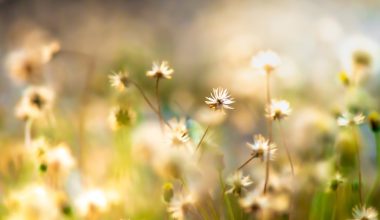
[1,0,380,219]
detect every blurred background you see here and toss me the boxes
[1,0,380,219]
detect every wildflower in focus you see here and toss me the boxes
[266,99,292,121]
[167,192,196,220]
[205,87,234,112]
[251,50,281,74]
[146,61,174,79]
[337,112,365,126]
[108,107,136,130]
[15,86,55,121]
[247,134,277,161]
[352,205,378,220]
[109,71,131,91]
[166,118,191,149]
[226,171,253,196]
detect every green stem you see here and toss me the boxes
[219,172,235,220]
[352,126,363,205]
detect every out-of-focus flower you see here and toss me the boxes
[108,107,136,130]
[246,134,277,161]
[43,143,75,176]
[15,86,55,121]
[251,50,281,74]
[327,173,345,192]
[339,71,351,87]
[166,118,191,150]
[266,99,292,121]
[368,111,380,133]
[225,171,253,196]
[29,139,75,179]
[5,42,60,83]
[205,87,234,112]
[109,71,131,91]
[74,189,115,218]
[5,184,60,219]
[340,35,380,77]
[167,192,196,220]
[351,205,378,220]
[146,61,174,79]
[239,189,269,212]
[337,112,365,126]
[162,183,174,204]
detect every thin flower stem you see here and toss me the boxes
[155,77,164,130]
[195,125,210,152]
[278,121,295,176]
[263,72,272,194]
[352,126,363,205]
[130,80,172,129]
[237,153,258,170]
[24,119,33,148]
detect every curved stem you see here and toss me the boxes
[352,126,363,205]
[263,72,272,194]
[131,80,171,129]
[279,121,295,175]
[238,153,258,170]
[195,125,210,152]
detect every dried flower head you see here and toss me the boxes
[15,86,55,121]
[109,71,130,91]
[205,87,234,112]
[146,61,174,79]
[166,118,191,149]
[108,107,136,130]
[167,192,196,220]
[251,50,282,73]
[266,99,292,121]
[337,112,365,126]
[226,171,253,196]
[352,205,378,220]
[247,134,277,161]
